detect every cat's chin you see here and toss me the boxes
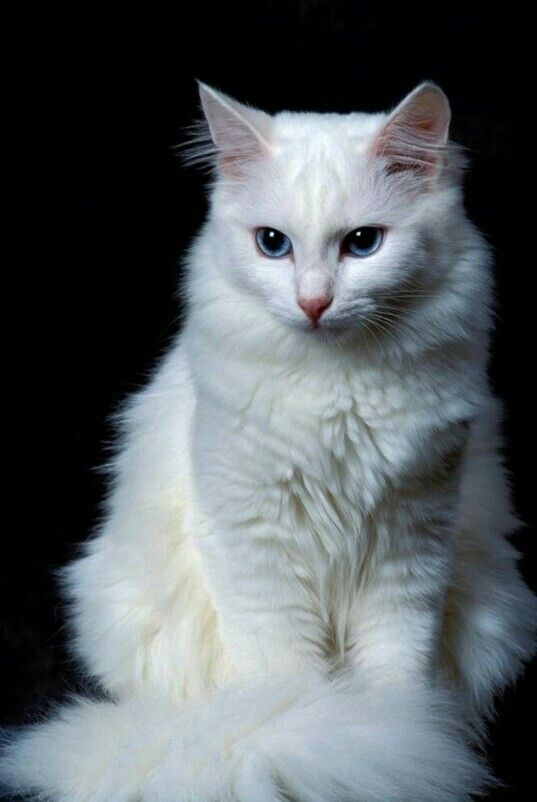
[288,319,398,354]
[309,324,355,343]
[289,319,363,347]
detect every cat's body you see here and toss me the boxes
[2,84,535,802]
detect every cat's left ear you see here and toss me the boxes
[370,82,451,179]
[197,83,272,177]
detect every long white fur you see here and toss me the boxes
[1,676,489,801]
[1,82,535,801]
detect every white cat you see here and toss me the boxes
[2,82,536,802]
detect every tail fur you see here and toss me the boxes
[0,674,491,802]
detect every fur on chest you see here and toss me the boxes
[196,360,471,548]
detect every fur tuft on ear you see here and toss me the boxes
[180,83,272,177]
[371,82,451,179]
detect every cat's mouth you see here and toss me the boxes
[298,306,407,346]
[302,318,355,342]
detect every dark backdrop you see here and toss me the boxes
[4,2,534,799]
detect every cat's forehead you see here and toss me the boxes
[243,111,394,236]
[271,110,387,152]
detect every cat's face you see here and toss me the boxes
[192,83,456,340]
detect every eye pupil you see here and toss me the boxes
[343,226,383,258]
[256,227,292,258]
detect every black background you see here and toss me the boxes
[4,2,535,799]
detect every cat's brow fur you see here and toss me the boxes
[1,82,535,802]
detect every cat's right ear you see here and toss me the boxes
[370,83,451,180]
[186,83,272,177]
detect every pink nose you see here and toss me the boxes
[298,296,333,326]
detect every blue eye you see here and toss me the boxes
[342,227,384,258]
[255,228,292,258]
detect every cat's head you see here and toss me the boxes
[184,83,470,344]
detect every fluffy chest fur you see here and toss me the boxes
[188,334,477,635]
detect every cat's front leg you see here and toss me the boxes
[346,417,472,688]
[349,522,453,686]
[348,450,465,687]
[190,510,326,678]
[190,400,329,679]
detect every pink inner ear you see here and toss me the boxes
[198,84,272,179]
[218,151,259,179]
[372,128,442,177]
[207,113,267,178]
[371,86,450,178]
